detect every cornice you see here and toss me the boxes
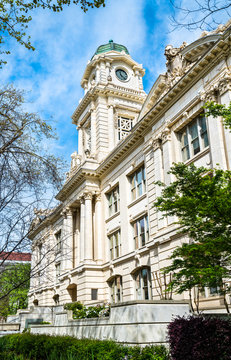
[55,165,100,202]
[72,84,146,124]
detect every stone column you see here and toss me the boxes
[75,208,80,267]
[62,208,73,271]
[77,126,83,157]
[153,137,166,230]
[94,193,103,263]
[108,105,115,151]
[80,197,85,262]
[84,192,93,261]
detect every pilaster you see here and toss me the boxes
[94,193,103,263]
[80,197,85,262]
[152,136,167,230]
[61,207,73,271]
[84,192,93,261]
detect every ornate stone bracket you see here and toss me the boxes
[161,128,171,144]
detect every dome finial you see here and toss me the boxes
[92,41,129,59]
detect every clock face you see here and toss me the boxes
[116,69,128,81]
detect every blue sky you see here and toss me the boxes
[2,0,219,175]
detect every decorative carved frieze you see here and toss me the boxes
[199,84,219,102]
[218,73,231,95]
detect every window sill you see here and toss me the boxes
[184,146,210,165]
[128,193,147,208]
[105,211,120,223]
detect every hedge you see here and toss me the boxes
[0,333,169,360]
[168,315,231,360]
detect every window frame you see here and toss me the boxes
[117,116,133,141]
[55,262,61,280]
[134,267,152,300]
[179,115,209,162]
[129,165,146,201]
[55,230,62,252]
[107,186,120,217]
[108,230,121,260]
[109,275,123,303]
[133,214,149,249]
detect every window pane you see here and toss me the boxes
[200,117,209,148]
[131,188,136,201]
[182,145,190,161]
[138,183,143,197]
[142,268,148,286]
[137,169,142,185]
[189,122,198,140]
[192,138,200,155]
[181,131,188,147]
[140,218,145,234]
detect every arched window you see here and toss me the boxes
[134,267,152,300]
[108,275,123,303]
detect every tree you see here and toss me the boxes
[0,0,106,66]
[170,0,231,31]
[0,85,63,302]
[0,262,31,319]
[154,163,231,313]
[204,101,231,129]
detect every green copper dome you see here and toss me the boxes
[93,40,129,58]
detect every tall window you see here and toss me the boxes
[107,186,120,217]
[133,215,149,249]
[109,276,123,303]
[180,115,209,161]
[55,262,61,280]
[109,230,121,260]
[130,165,146,201]
[55,230,62,252]
[134,267,152,300]
[118,116,133,141]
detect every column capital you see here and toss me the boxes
[61,207,73,218]
[80,196,85,205]
[95,192,101,202]
[161,128,171,143]
[152,137,162,150]
[199,83,219,102]
[218,73,231,96]
[83,192,93,201]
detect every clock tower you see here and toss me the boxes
[72,40,146,163]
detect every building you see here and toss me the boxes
[28,22,231,313]
[0,252,31,271]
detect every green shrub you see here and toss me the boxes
[0,333,170,360]
[64,302,110,319]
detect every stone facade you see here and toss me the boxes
[28,25,231,314]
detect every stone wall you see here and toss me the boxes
[30,300,189,345]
